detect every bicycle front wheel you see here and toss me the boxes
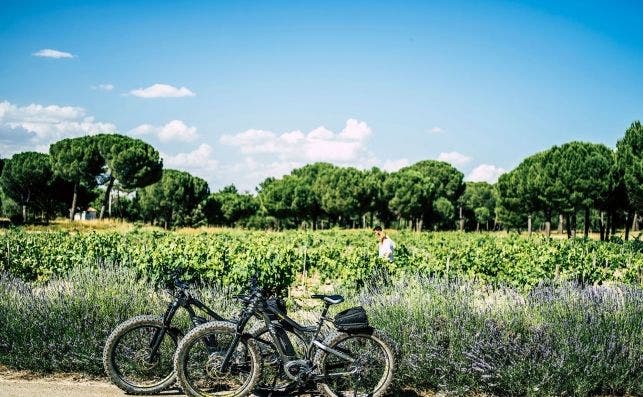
[250,324,308,392]
[314,329,396,397]
[102,315,180,394]
[174,321,261,397]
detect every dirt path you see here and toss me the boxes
[0,367,183,397]
[0,378,312,397]
[0,367,436,397]
[0,378,141,397]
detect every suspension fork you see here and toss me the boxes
[220,313,252,371]
[148,300,180,361]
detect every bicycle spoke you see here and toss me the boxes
[321,336,389,397]
[253,327,307,391]
[183,329,255,395]
[112,325,175,388]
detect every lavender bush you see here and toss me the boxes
[0,266,641,396]
[0,263,236,374]
[363,276,643,396]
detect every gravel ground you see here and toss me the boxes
[0,366,451,397]
[0,378,134,397]
[0,367,183,397]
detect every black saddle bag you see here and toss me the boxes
[333,306,370,332]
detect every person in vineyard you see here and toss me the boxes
[373,225,395,262]
[369,225,395,289]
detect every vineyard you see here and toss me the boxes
[1,228,641,290]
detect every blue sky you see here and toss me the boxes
[1,0,642,191]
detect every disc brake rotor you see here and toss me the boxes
[132,348,160,371]
[205,354,226,380]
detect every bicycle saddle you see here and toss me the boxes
[311,294,345,305]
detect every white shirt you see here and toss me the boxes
[378,237,395,262]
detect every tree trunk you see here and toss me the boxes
[566,213,572,239]
[527,214,532,236]
[544,209,551,237]
[610,211,617,238]
[312,215,318,231]
[584,207,590,238]
[459,206,464,231]
[69,183,78,221]
[476,221,480,232]
[634,212,640,232]
[99,175,115,220]
[605,211,611,240]
[116,186,123,222]
[571,212,577,238]
[599,211,605,241]
[625,210,632,241]
[22,205,27,224]
[558,213,564,234]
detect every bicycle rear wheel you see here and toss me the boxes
[174,321,260,397]
[103,315,179,394]
[314,329,396,397]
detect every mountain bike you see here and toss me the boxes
[173,277,397,397]
[103,272,230,394]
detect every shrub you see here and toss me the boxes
[0,266,641,396]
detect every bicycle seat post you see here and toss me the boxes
[310,301,330,344]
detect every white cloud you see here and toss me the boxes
[161,144,220,182]
[381,158,410,172]
[216,119,380,190]
[129,120,198,142]
[429,126,444,134]
[220,129,276,148]
[129,124,155,136]
[220,119,373,163]
[338,118,372,141]
[226,158,303,192]
[0,100,116,154]
[308,126,335,141]
[91,84,114,91]
[159,120,197,142]
[466,164,506,183]
[437,151,472,167]
[32,48,75,58]
[129,83,195,98]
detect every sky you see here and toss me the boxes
[1,0,642,192]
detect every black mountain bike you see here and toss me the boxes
[103,273,229,394]
[173,277,397,397]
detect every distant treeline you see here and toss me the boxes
[0,122,641,239]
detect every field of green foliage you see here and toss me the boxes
[0,228,641,396]
[0,228,641,291]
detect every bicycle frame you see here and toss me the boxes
[221,296,357,381]
[148,287,228,362]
